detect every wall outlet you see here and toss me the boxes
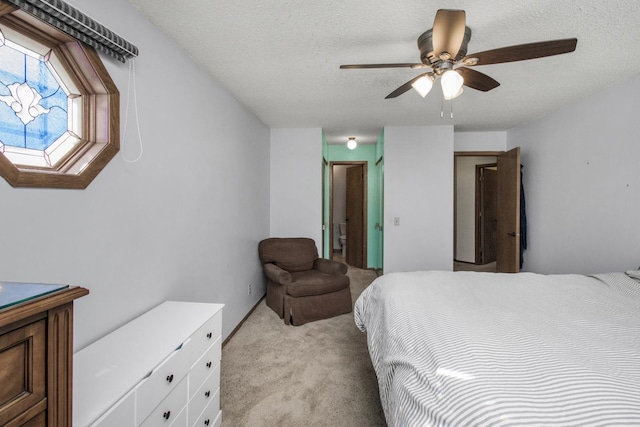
[248,283,252,295]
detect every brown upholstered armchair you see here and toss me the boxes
[258,237,352,325]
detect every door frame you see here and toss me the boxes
[322,158,327,257]
[454,151,503,267]
[329,161,368,266]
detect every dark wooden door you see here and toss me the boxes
[346,165,364,268]
[478,167,498,264]
[496,147,521,273]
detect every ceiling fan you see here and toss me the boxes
[340,9,577,100]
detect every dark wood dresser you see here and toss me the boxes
[0,283,88,426]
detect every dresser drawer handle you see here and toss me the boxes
[206,332,212,339]
[163,411,171,420]
[166,374,174,383]
[205,390,211,398]
[204,420,210,426]
[206,361,212,368]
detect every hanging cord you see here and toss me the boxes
[121,58,144,162]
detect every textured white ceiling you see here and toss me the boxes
[129,0,640,145]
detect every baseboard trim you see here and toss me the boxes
[454,259,477,265]
[222,294,266,348]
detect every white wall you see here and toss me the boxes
[508,74,640,274]
[0,0,270,350]
[455,131,507,152]
[384,126,454,273]
[269,128,323,248]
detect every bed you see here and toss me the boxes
[354,270,640,426]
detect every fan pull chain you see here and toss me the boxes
[440,98,455,119]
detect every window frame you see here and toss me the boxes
[0,5,119,189]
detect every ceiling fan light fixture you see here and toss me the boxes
[441,69,464,100]
[443,86,463,100]
[411,74,434,97]
[347,137,357,150]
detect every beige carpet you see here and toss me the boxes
[220,267,386,427]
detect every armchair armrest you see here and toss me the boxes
[313,258,348,275]
[263,263,292,285]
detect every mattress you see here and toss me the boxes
[354,270,640,426]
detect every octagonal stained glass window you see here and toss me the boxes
[0,28,82,168]
[0,7,119,189]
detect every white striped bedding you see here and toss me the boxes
[354,270,640,426]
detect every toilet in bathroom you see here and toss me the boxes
[338,222,347,258]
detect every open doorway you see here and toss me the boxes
[330,162,367,268]
[455,154,498,272]
[454,149,521,273]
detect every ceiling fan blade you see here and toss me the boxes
[340,63,428,69]
[463,38,577,66]
[385,73,430,99]
[432,9,466,59]
[456,67,500,92]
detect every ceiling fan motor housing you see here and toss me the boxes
[418,27,472,68]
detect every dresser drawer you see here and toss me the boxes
[187,313,221,367]
[188,366,220,426]
[90,388,135,427]
[0,319,46,425]
[136,344,190,424]
[9,408,46,427]
[169,405,187,427]
[188,340,221,398]
[191,398,221,427]
[140,375,188,427]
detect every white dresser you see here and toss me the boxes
[73,301,224,427]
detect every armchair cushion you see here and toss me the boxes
[288,270,350,297]
[313,258,348,275]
